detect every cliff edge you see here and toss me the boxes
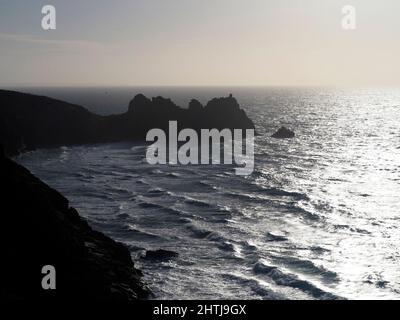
[0,147,149,300]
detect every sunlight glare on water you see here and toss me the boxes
[17,87,400,299]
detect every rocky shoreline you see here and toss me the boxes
[0,147,150,300]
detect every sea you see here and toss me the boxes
[14,86,400,300]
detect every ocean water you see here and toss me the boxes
[16,87,400,300]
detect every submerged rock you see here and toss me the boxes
[265,232,288,242]
[142,249,178,261]
[271,126,295,139]
[0,150,150,300]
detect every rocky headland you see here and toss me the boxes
[0,90,255,156]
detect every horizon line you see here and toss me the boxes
[2,84,400,90]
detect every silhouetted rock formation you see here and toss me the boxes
[125,93,255,139]
[271,126,295,139]
[188,99,203,112]
[0,90,101,155]
[0,150,149,300]
[0,90,255,156]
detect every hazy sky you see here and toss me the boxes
[1,0,400,87]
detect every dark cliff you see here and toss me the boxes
[0,90,255,156]
[0,149,149,300]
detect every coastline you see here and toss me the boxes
[0,89,256,300]
[0,148,150,300]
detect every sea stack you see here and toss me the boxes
[271,126,295,139]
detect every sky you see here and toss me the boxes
[1,0,400,87]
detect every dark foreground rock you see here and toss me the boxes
[0,90,255,156]
[142,249,179,261]
[271,126,295,139]
[0,149,149,300]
